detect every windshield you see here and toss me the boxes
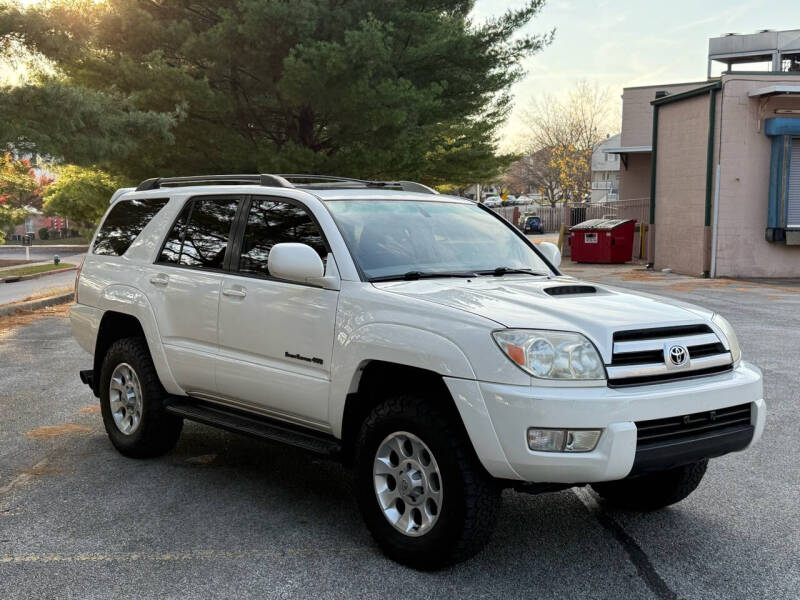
[326,200,553,281]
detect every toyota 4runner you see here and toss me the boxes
[70,174,765,569]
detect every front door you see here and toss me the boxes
[147,195,242,393]
[216,196,338,427]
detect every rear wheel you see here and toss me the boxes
[590,460,708,510]
[99,337,182,458]
[354,394,500,569]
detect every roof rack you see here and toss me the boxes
[278,175,437,195]
[135,174,292,192]
[135,173,437,194]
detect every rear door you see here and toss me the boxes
[147,195,243,393]
[216,195,338,427]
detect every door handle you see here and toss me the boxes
[222,287,247,298]
[150,274,169,286]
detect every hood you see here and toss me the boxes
[373,276,713,362]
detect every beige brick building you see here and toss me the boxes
[607,30,800,278]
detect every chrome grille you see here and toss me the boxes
[607,324,732,387]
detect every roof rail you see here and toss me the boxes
[278,174,438,195]
[135,174,292,192]
[134,173,437,195]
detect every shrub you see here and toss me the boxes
[38,227,49,240]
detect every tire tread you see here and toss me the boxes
[355,394,499,568]
[99,337,182,458]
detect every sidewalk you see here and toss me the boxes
[560,262,800,301]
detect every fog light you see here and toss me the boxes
[527,428,566,452]
[527,428,601,452]
[565,429,601,452]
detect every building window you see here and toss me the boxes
[788,138,800,228]
[765,118,800,244]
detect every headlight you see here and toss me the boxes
[493,329,606,380]
[711,314,741,364]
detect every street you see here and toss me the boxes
[0,246,88,262]
[0,266,798,599]
[0,270,76,305]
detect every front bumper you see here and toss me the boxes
[446,361,765,483]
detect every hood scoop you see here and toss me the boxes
[544,285,597,296]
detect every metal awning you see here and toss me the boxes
[604,145,652,154]
[749,85,800,97]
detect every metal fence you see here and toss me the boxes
[491,198,651,261]
[494,198,650,234]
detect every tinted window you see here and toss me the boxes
[93,198,169,256]
[238,198,327,277]
[158,197,240,270]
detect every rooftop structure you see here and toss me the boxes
[707,29,800,77]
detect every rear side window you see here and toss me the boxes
[237,198,327,277]
[158,197,241,270]
[93,198,169,256]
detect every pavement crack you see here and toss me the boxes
[574,487,678,600]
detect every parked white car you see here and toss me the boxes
[483,195,502,207]
[71,174,765,569]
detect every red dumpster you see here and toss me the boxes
[569,219,636,263]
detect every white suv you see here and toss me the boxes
[70,174,765,569]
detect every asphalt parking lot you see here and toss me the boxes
[0,266,798,599]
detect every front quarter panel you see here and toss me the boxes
[328,281,530,438]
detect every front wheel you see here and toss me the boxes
[354,395,500,569]
[590,459,708,510]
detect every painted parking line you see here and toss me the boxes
[0,547,370,564]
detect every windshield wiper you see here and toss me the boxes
[370,270,477,282]
[475,267,551,277]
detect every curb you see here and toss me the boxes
[0,266,78,284]
[0,293,74,317]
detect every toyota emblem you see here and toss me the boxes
[668,345,689,366]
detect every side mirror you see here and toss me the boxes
[538,241,562,269]
[268,243,325,284]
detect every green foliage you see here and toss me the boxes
[0,0,551,184]
[37,225,48,240]
[43,165,129,225]
[0,78,179,170]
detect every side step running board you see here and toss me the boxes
[165,399,341,457]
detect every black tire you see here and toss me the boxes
[99,337,183,458]
[590,459,708,510]
[354,394,500,569]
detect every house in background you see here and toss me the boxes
[606,29,800,278]
[591,133,621,202]
[8,208,67,241]
[2,152,67,242]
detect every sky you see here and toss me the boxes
[4,0,800,150]
[475,0,800,148]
